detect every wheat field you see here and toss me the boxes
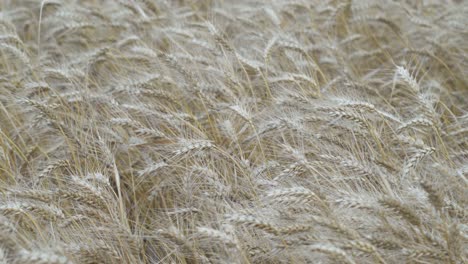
[0,0,467,263]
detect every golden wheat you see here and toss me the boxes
[0,0,466,263]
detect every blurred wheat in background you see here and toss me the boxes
[0,0,467,263]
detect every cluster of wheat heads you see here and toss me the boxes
[0,0,466,263]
